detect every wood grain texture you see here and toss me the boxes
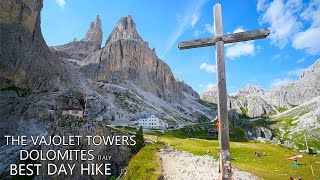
[178,28,270,50]
[214,4,232,180]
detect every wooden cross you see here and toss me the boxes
[178,3,270,180]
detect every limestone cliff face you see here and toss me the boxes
[83,16,194,102]
[200,86,219,104]
[51,15,103,60]
[262,59,320,107]
[301,58,320,78]
[229,96,273,118]
[105,16,145,45]
[200,59,320,118]
[235,85,265,97]
[175,79,199,99]
[0,0,66,90]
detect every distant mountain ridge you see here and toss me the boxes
[201,59,320,118]
[200,59,320,151]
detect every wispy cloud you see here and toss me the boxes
[192,23,213,37]
[191,14,199,28]
[258,0,320,54]
[225,28,255,59]
[292,0,320,54]
[56,0,66,8]
[257,0,268,11]
[205,24,214,34]
[287,68,304,77]
[270,78,293,88]
[258,0,302,48]
[161,0,207,58]
[296,58,306,64]
[200,63,216,73]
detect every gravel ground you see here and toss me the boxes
[159,147,259,180]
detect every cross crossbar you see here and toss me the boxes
[178,28,270,50]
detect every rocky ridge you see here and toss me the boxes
[201,59,320,118]
[50,15,103,60]
[200,59,320,150]
[235,85,265,97]
[200,86,219,104]
[81,15,188,103]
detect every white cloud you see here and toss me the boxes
[233,28,245,33]
[226,42,255,59]
[296,58,306,64]
[206,83,216,89]
[292,26,320,55]
[259,0,302,48]
[205,24,214,34]
[161,0,207,58]
[191,14,199,28]
[300,0,320,26]
[200,63,216,73]
[272,54,281,61]
[270,78,293,88]
[225,28,255,59]
[193,23,213,37]
[193,29,202,37]
[257,0,268,11]
[293,0,320,54]
[258,0,320,54]
[287,68,304,77]
[56,0,66,8]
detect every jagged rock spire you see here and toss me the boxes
[83,15,103,48]
[105,15,144,45]
[51,15,103,60]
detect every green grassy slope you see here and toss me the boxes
[125,142,164,180]
[152,136,320,180]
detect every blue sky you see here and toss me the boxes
[42,0,320,93]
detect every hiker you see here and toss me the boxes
[294,156,298,164]
[255,152,264,157]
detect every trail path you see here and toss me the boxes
[159,147,259,180]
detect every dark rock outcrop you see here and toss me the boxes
[0,0,66,90]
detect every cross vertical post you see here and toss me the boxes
[214,4,231,180]
[177,3,270,180]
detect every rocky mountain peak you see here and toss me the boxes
[301,58,320,78]
[205,86,217,93]
[236,85,265,97]
[200,86,218,104]
[83,15,103,46]
[50,15,103,60]
[105,15,144,45]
